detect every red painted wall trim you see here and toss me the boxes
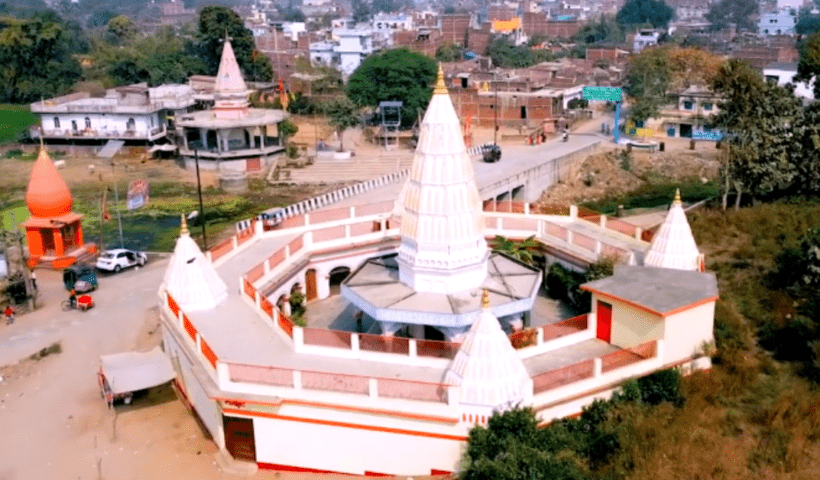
[221,408,467,441]
[211,396,460,424]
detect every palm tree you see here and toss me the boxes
[492,235,540,264]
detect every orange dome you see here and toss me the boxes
[26,148,73,218]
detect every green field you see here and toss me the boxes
[1,203,29,231]
[0,104,36,143]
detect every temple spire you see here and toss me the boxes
[397,60,487,293]
[643,190,702,271]
[434,64,448,94]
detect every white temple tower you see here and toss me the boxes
[397,67,488,293]
[643,189,704,271]
[162,216,228,311]
[213,38,251,120]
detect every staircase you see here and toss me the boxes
[277,154,414,184]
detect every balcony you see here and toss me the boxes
[41,127,167,141]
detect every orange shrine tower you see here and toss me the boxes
[22,147,94,269]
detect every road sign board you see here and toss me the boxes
[692,131,723,141]
[582,86,622,102]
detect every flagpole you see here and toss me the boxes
[194,149,207,249]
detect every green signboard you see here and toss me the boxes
[582,86,622,102]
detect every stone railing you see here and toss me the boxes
[235,169,411,232]
[164,291,456,406]
[531,339,661,395]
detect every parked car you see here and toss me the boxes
[96,249,147,273]
[482,144,501,162]
[63,264,98,293]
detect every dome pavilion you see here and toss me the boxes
[22,147,94,269]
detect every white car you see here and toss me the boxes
[96,249,147,273]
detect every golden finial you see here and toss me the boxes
[180,214,189,235]
[481,289,490,309]
[434,64,448,94]
[673,188,682,206]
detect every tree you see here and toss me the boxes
[195,6,273,82]
[352,0,370,24]
[796,30,820,99]
[626,46,722,122]
[435,43,462,62]
[323,98,360,152]
[625,47,672,122]
[0,15,82,103]
[710,59,803,208]
[347,48,436,128]
[706,0,758,32]
[574,14,624,44]
[106,15,137,45]
[616,0,675,29]
[486,35,552,68]
[462,407,587,480]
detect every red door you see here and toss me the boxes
[305,269,317,301]
[223,415,256,462]
[596,301,612,343]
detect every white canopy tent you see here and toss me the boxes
[99,347,175,397]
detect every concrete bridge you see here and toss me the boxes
[250,133,605,228]
[472,135,600,203]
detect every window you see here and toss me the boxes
[703,102,713,111]
[683,101,694,110]
[53,117,60,129]
[84,117,91,129]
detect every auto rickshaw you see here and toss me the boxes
[62,264,98,293]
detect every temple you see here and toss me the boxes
[158,68,718,476]
[176,38,289,173]
[22,146,95,269]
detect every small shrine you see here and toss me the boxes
[22,147,95,269]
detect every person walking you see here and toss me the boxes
[4,305,15,325]
[29,269,37,291]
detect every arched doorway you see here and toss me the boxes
[305,269,317,301]
[424,325,445,341]
[328,266,351,296]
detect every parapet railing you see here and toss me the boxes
[200,196,652,367]
[235,169,411,232]
[163,291,456,406]
[531,340,660,395]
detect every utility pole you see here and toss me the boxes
[110,162,124,248]
[194,149,207,249]
[493,73,499,146]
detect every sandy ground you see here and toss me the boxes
[0,263,444,480]
[0,248,581,480]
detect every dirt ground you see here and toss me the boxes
[537,142,721,205]
[0,264,445,480]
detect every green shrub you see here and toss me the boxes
[5,149,22,158]
[636,369,684,407]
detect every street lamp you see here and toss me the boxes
[194,149,207,249]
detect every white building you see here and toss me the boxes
[176,38,288,172]
[158,68,717,476]
[764,61,815,101]
[30,84,195,144]
[309,41,337,67]
[334,29,374,76]
[372,12,413,47]
[759,9,797,36]
[633,30,660,53]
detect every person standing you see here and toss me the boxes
[4,305,14,325]
[29,269,37,291]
